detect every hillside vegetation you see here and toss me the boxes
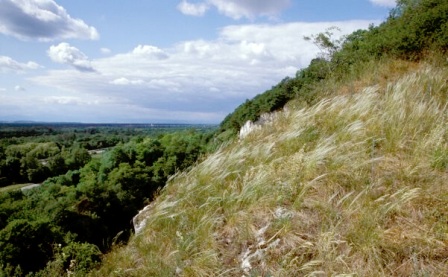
[93,60,447,276]
[88,1,448,276]
[0,128,214,276]
[1,0,444,275]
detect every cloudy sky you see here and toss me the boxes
[0,0,397,123]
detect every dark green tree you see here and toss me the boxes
[0,219,61,274]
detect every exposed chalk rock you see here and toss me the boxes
[238,111,284,140]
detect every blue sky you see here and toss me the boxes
[0,0,396,123]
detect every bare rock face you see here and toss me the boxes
[239,120,259,140]
[238,111,280,140]
[132,197,179,235]
[132,203,153,235]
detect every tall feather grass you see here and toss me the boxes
[90,61,447,277]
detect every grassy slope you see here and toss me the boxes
[91,60,447,276]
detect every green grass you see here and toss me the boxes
[90,59,448,277]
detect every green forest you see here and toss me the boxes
[0,124,216,276]
[1,0,447,275]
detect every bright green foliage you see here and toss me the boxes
[32,242,101,277]
[0,129,212,275]
[0,124,214,187]
[333,0,448,68]
[64,145,91,170]
[0,141,90,185]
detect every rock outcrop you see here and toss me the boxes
[238,111,283,140]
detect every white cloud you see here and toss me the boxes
[30,20,376,123]
[178,0,290,19]
[110,77,145,86]
[14,85,25,91]
[43,96,101,105]
[101,48,112,54]
[131,45,169,59]
[218,21,371,64]
[44,96,81,105]
[47,42,95,72]
[0,0,99,41]
[369,0,397,7]
[177,0,209,16]
[0,55,40,72]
